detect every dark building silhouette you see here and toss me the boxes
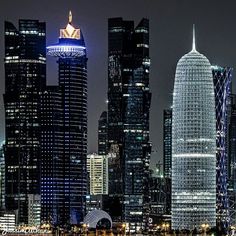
[149,171,171,225]
[107,17,151,232]
[163,109,172,179]
[41,12,87,226]
[4,20,46,224]
[98,111,108,155]
[212,66,232,230]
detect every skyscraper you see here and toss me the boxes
[212,66,232,230]
[4,20,46,224]
[163,109,172,178]
[228,94,236,225]
[171,28,216,230]
[41,12,87,226]
[40,86,62,224]
[87,154,108,195]
[28,194,41,226]
[0,142,5,210]
[98,111,108,155]
[108,17,151,232]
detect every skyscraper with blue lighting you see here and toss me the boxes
[172,27,216,230]
[41,12,87,226]
[228,94,236,225]
[212,66,232,231]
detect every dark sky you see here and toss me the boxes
[0,0,236,169]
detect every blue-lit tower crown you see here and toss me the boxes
[42,12,87,226]
[47,11,86,58]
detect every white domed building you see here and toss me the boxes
[83,210,112,229]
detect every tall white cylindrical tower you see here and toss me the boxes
[171,27,216,230]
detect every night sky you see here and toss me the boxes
[0,0,236,169]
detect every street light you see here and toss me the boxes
[230,225,236,235]
[82,223,89,235]
[122,223,126,235]
[201,223,209,236]
[162,223,170,235]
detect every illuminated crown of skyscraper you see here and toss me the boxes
[60,11,81,39]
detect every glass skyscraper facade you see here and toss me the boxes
[108,17,151,232]
[4,20,46,225]
[98,111,108,155]
[163,109,172,178]
[41,12,87,226]
[172,31,216,230]
[40,86,62,224]
[212,66,232,230]
[228,94,236,225]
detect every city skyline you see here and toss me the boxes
[1,0,236,233]
[0,0,236,169]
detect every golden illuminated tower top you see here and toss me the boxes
[69,11,72,24]
[60,11,81,39]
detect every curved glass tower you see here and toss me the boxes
[171,27,216,230]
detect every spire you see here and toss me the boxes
[69,11,72,24]
[60,12,81,39]
[192,24,196,51]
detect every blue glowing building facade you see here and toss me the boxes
[228,94,236,225]
[41,12,87,226]
[212,66,232,230]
